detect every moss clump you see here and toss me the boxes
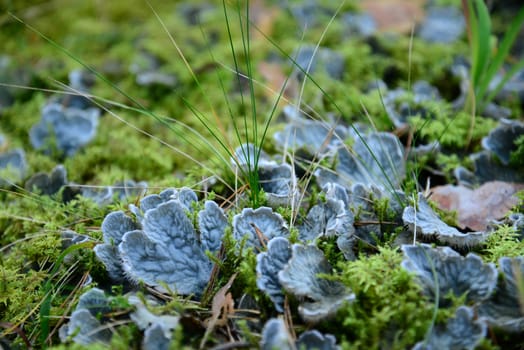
[435,153,465,182]
[509,134,524,168]
[410,107,497,149]
[482,225,524,263]
[0,188,111,346]
[336,246,433,350]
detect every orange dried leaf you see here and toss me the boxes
[431,181,524,231]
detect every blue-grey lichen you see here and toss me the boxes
[296,330,339,350]
[273,105,349,157]
[298,184,354,241]
[260,318,294,350]
[199,200,228,254]
[29,102,100,157]
[77,180,147,206]
[481,118,524,166]
[130,50,177,88]
[129,188,178,222]
[260,317,339,350]
[451,60,512,119]
[382,80,441,129]
[119,200,213,295]
[413,306,486,350]
[478,256,524,332]
[348,183,384,244]
[401,244,498,306]
[59,288,112,345]
[259,162,299,209]
[57,69,97,110]
[25,164,67,195]
[0,148,27,188]
[294,45,345,80]
[256,237,292,312]
[233,206,289,250]
[454,151,524,186]
[0,55,32,114]
[316,132,405,191]
[402,194,489,247]
[342,12,376,37]
[231,143,275,170]
[498,67,524,104]
[95,188,220,296]
[94,210,140,282]
[346,183,405,247]
[60,288,180,348]
[417,6,465,43]
[502,213,524,239]
[231,143,299,208]
[278,244,355,322]
[128,295,180,350]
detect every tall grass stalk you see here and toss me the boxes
[462,0,524,116]
[145,0,293,207]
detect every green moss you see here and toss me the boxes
[482,225,524,263]
[435,153,464,182]
[509,134,524,168]
[410,107,497,149]
[63,117,175,183]
[378,36,466,86]
[336,246,433,350]
[318,236,346,267]
[0,93,46,147]
[0,185,111,346]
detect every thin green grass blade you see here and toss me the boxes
[179,96,237,166]
[241,0,262,205]
[240,1,259,161]
[222,2,250,157]
[146,2,230,136]
[484,59,524,106]
[224,2,259,205]
[466,0,479,89]
[478,5,524,108]
[471,0,492,91]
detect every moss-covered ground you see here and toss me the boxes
[1,0,524,349]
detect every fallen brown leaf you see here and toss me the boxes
[431,181,524,231]
[360,0,426,34]
[200,272,238,349]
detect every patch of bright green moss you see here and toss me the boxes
[410,107,497,149]
[482,225,524,264]
[335,246,434,350]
